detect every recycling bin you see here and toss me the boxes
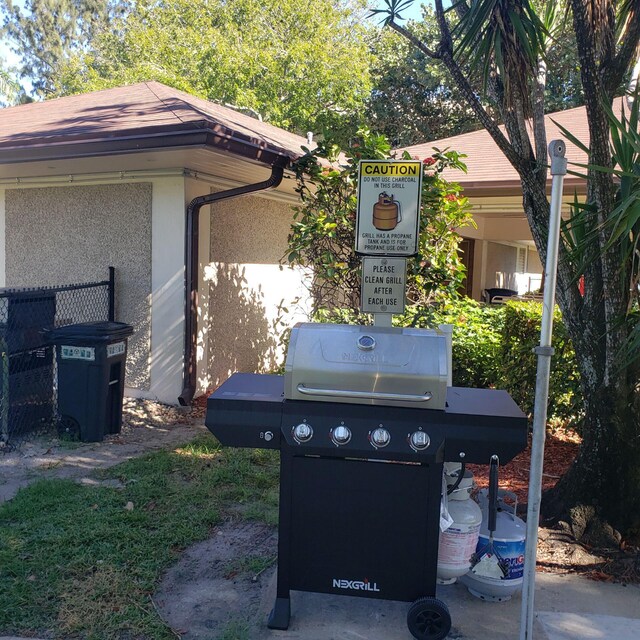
[46,322,133,442]
[1,291,56,442]
[1,290,56,354]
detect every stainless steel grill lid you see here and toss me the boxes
[284,323,449,409]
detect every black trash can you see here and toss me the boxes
[46,322,133,442]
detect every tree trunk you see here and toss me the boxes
[388,0,640,536]
[545,379,640,534]
[517,160,640,535]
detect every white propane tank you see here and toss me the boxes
[437,467,482,584]
[459,489,527,602]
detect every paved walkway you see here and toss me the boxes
[4,571,638,640]
[152,521,640,640]
[256,572,640,640]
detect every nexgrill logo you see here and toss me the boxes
[341,352,381,363]
[332,578,380,592]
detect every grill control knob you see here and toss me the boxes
[410,431,430,451]
[293,423,313,443]
[332,425,352,445]
[371,427,391,448]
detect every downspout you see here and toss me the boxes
[178,161,287,406]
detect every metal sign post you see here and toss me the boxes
[519,140,568,640]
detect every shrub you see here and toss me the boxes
[499,300,582,428]
[439,300,505,389]
[401,300,504,389]
[286,129,474,314]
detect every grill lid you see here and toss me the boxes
[284,323,450,409]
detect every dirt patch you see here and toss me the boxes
[154,520,277,639]
[0,398,206,503]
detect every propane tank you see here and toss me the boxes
[437,465,482,584]
[459,489,527,601]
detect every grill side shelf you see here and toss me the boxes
[205,374,529,463]
[206,373,285,450]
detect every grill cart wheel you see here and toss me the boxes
[407,596,451,640]
[57,415,80,441]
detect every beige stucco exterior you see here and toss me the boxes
[203,188,310,390]
[457,194,579,299]
[4,183,152,389]
[1,171,310,404]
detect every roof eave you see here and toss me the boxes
[0,122,299,169]
[459,175,587,197]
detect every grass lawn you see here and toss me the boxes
[0,434,279,639]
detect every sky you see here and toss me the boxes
[0,0,22,67]
[374,1,427,23]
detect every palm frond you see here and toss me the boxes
[369,0,416,25]
[452,0,546,111]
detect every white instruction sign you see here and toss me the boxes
[61,345,95,361]
[361,257,406,314]
[107,342,126,358]
[355,160,422,256]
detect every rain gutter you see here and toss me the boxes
[178,160,287,406]
[0,124,295,168]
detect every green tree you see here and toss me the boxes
[367,13,479,146]
[379,0,640,536]
[1,0,123,97]
[365,2,595,147]
[286,128,473,315]
[54,0,373,138]
[0,59,17,105]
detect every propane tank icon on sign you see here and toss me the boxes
[372,192,402,230]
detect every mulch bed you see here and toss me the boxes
[467,428,581,505]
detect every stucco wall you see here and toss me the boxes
[0,189,5,287]
[206,191,310,388]
[527,247,543,274]
[5,183,152,389]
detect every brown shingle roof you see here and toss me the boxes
[0,81,308,166]
[399,97,628,194]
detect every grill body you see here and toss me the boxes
[281,454,442,602]
[206,372,527,634]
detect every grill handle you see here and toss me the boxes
[296,384,433,403]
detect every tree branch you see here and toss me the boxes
[387,20,439,59]
[532,55,548,185]
[388,0,584,340]
[602,3,640,97]
[390,3,525,175]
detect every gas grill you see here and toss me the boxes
[206,323,527,640]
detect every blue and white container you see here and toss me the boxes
[459,489,526,602]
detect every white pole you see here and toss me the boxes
[519,140,567,640]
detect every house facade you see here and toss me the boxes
[401,99,625,301]
[2,83,617,404]
[0,82,310,404]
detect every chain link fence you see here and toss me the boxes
[0,268,114,450]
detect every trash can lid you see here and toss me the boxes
[46,321,134,342]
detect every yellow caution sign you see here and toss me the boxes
[356,160,422,256]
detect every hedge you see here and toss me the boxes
[498,300,582,428]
